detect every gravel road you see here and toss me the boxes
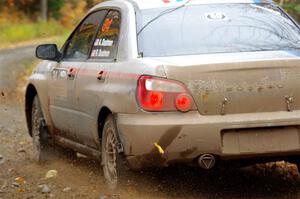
[1,45,300,199]
[0,46,36,93]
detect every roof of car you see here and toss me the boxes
[127,0,274,10]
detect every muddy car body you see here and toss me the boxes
[25,0,300,187]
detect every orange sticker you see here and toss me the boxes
[102,18,113,33]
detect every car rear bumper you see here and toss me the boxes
[116,111,300,169]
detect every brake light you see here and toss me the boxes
[175,94,192,112]
[137,76,194,112]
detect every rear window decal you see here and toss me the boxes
[162,0,184,2]
[94,38,114,47]
[205,12,228,21]
[91,49,111,57]
[102,18,113,33]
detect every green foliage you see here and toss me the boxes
[295,4,300,13]
[274,0,300,22]
[48,0,65,19]
[283,3,300,22]
[0,20,70,46]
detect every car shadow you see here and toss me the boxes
[130,165,300,198]
[58,153,300,198]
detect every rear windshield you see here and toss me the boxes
[137,4,300,57]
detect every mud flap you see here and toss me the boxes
[112,114,124,154]
[39,119,49,146]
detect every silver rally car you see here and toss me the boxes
[26,0,300,188]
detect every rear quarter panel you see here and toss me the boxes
[101,59,166,114]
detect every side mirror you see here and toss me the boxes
[36,44,61,61]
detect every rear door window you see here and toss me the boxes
[90,10,121,60]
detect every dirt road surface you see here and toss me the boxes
[1,45,300,199]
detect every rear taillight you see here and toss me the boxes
[137,76,195,112]
[175,94,192,112]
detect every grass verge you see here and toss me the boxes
[0,20,71,48]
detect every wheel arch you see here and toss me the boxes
[97,106,113,141]
[25,84,38,137]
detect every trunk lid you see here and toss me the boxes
[155,51,300,115]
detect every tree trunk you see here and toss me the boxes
[280,0,284,6]
[41,0,48,21]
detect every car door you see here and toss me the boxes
[48,10,108,140]
[73,10,121,148]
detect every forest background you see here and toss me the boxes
[0,0,299,47]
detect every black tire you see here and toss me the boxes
[293,161,300,173]
[102,115,128,190]
[31,95,51,163]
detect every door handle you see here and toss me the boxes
[67,67,77,79]
[97,70,106,81]
[51,68,58,78]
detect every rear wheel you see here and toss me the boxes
[102,115,127,190]
[293,160,300,173]
[31,95,51,163]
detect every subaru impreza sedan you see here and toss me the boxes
[25,0,300,188]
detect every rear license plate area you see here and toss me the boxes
[222,126,300,154]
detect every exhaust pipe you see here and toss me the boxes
[198,154,216,170]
